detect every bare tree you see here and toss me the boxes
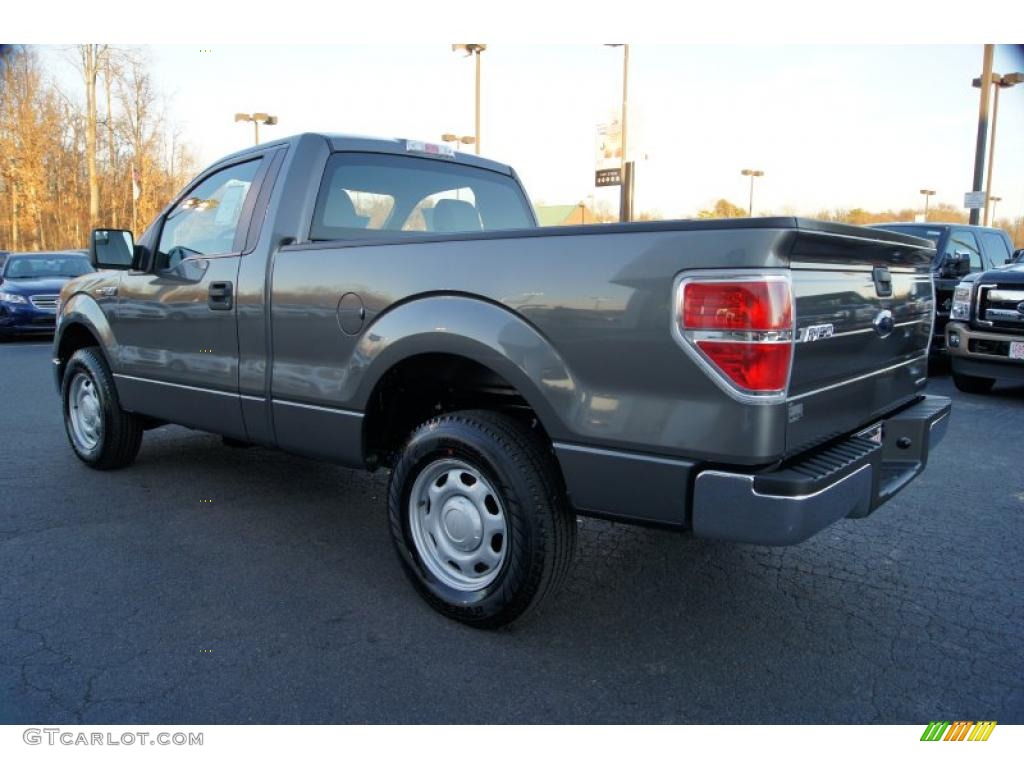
[78,44,109,230]
[0,45,197,251]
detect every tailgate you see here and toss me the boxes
[786,223,935,455]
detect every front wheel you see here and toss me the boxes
[62,347,143,469]
[387,410,576,628]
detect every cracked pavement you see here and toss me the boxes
[1,339,1022,723]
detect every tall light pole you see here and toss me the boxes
[741,169,764,217]
[452,44,486,155]
[234,112,278,145]
[920,189,936,220]
[990,195,1002,222]
[973,70,1023,225]
[969,45,995,226]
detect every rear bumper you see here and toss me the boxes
[691,395,951,545]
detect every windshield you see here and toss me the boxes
[872,225,943,246]
[3,255,95,280]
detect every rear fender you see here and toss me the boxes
[351,295,578,440]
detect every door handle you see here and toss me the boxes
[208,281,233,310]
[872,267,893,298]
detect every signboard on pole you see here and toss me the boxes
[595,117,623,188]
[964,191,987,209]
[595,168,621,187]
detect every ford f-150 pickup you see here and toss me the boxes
[54,133,951,627]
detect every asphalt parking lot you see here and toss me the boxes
[1,337,1022,724]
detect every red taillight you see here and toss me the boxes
[694,341,792,392]
[677,276,794,396]
[682,281,792,331]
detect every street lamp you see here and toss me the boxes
[441,133,476,152]
[234,112,278,145]
[452,44,486,155]
[972,69,1023,225]
[741,169,764,217]
[919,189,936,220]
[990,195,1002,222]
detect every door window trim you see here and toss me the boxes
[152,154,272,271]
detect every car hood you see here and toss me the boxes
[0,277,74,294]
[982,263,1024,283]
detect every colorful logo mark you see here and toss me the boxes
[920,721,997,742]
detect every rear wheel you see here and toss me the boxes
[387,410,575,628]
[952,371,995,394]
[62,347,143,469]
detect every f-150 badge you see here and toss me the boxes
[799,324,835,342]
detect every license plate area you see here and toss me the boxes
[1010,341,1024,360]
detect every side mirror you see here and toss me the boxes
[940,251,971,278]
[90,228,135,270]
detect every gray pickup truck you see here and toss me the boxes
[54,133,950,627]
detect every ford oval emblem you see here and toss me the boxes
[1017,301,1024,315]
[873,309,895,338]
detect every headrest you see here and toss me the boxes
[432,199,481,233]
[324,189,370,229]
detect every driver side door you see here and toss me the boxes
[113,157,265,438]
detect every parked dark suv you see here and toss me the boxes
[870,223,1015,355]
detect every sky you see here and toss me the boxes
[38,43,1024,223]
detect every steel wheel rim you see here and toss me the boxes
[69,372,102,451]
[408,458,509,591]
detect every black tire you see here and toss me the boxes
[952,371,995,394]
[61,346,143,469]
[387,410,576,629]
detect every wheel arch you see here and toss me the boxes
[54,293,117,390]
[354,295,579,464]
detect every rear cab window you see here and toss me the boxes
[978,231,1011,268]
[310,152,536,241]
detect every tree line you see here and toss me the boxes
[0,45,197,253]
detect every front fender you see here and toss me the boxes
[351,295,579,440]
[54,291,118,390]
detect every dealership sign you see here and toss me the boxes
[964,191,986,209]
[595,168,621,187]
[595,117,623,187]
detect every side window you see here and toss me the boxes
[947,230,983,271]
[156,160,261,269]
[978,231,1011,268]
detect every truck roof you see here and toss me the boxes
[870,222,1006,233]
[216,132,515,177]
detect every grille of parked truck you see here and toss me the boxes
[946,262,1024,393]
[52,134,951,627]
